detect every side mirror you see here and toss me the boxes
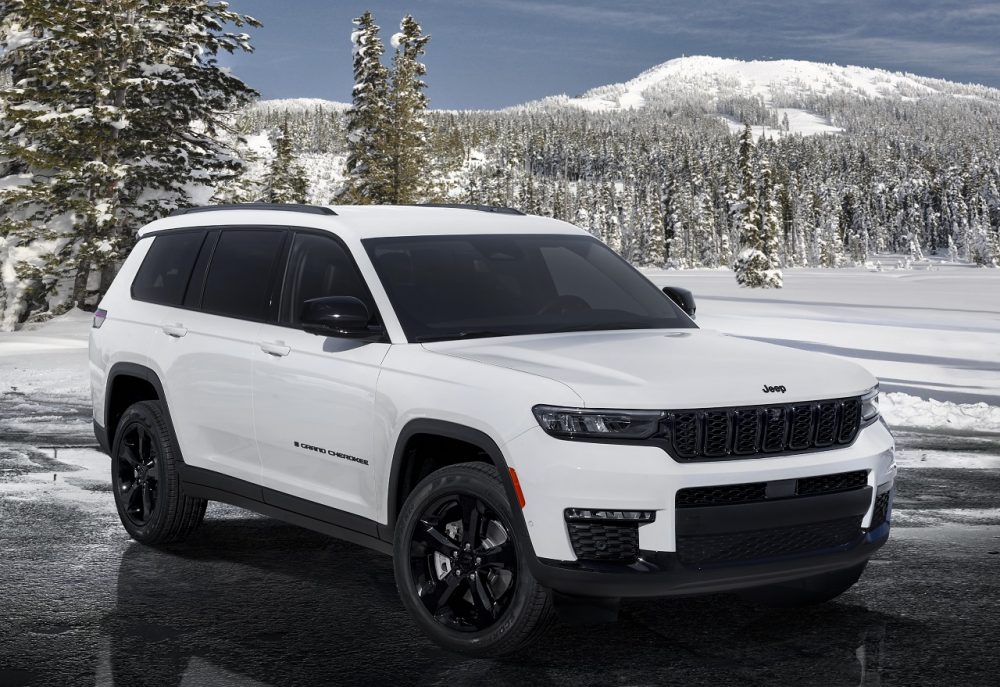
[300,296,376,338]
[662,286,696,319]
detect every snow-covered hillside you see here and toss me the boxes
[520,55,1000,137]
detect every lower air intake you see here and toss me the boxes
[676,516,863,566]
[567,522,639,563]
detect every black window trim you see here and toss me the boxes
[271,227,387,339]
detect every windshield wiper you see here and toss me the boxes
[416,330,510,343]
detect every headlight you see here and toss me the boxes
[532,405,663,440]
[861,386,879,424]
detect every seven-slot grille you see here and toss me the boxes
[665,397,864,461]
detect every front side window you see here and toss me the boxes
[364,234,695,342]
[202,229,285,321]
[131,231,206,306]
[280,232,377,327]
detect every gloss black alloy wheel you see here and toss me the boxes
[116,422,160,526]
[410,493,518,632]
[111,401,206,545]
[394,462,554,656]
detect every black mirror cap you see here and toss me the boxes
[662,286,696,319]
[300,296,378,338]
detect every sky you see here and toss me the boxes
[219,0,1000,109]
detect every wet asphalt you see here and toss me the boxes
[1,393,999,686]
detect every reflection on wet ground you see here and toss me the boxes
[2,421,999,685]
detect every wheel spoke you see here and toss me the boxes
[141,483,152,520]
[122,482,140,510]
[471,574,497,619]
[479,542,516,570]
[460,495,483,547]
[120,446,140,468]
[413,520,460,556]
[138,427,149,461]
[422,572,463,614]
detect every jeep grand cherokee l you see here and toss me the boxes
[89,203,895,656]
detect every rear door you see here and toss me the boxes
[252,230,389,522]
[148,226,287,485]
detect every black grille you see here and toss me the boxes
[676,516,863,565]
[871,491,891,528]
[665,397,864,461]
[568,522,639,562]
[798,470,868,496]
[677,470,869,508]
[676,481,768,508]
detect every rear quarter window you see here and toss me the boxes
[131,231,207,306]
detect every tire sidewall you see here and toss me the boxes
[393,466,541,654]
[111,403,173,542]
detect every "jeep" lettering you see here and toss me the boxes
[762,385,787,393]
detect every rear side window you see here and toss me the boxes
[131,231,207,306]
[202,229,285,321]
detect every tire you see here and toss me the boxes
[110,400,206,545]
[393,462,555,656]
[740,561,867,607]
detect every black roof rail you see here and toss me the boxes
[169,203,337,217]
[415,203,525,216]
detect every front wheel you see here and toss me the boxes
[740,562,867,607]
[393,462,554,656]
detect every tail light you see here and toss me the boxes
[93,309,108,328]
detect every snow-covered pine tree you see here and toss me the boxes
[757,152,783,286]
[263,120,309,203]
[732,123,780,287]
[341,11,390,204]
[386,15,430,204]
[0,0,259,328]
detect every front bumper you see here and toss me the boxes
[506,419,895,597]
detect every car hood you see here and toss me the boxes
[423,329,876,409]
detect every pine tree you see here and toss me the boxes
[0,0,259,328]
[341,11,390,203]
[386,15,431,204]
[263,121,309,203]
[732,124,780,287]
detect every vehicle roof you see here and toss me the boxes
[137,205,590,240]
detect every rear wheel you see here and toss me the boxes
[740,562,867,607]
[111,401,206,545]
[393,462,554,656]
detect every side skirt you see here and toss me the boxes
[179,464,393,556]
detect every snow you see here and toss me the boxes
[719,108,844,139]
[559,56,943,112]
[644,263,1000,433]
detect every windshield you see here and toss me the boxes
[363,234,696,342]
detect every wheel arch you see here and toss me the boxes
[386,420,533,550]
[104,363,181,460]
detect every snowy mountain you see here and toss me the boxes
[519,56,1000,137]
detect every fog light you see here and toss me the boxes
[565,508,655,522]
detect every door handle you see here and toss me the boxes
[259,341,291,357]
[161,323,187,338]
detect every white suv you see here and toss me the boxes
[90,203,896,656]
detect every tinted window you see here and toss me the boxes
[281,233,376,326]
[202,229,285,320]
[131,231,206,306]
[364,234,694,342]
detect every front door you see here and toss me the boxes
[252,231,389,521]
